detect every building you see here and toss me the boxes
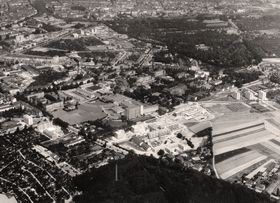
[141,105,159,115]
[258,90,267,101]
[0,104,15,112]
[245,90,255,101]
[195,44,210,51]
[154,69,166,77]
[130,136,150,151]
[122,101,142,120]
[26,92,45,101]
[44,101,64,112]
[232,91,241,100]
[136,75,155,86]
[23,115,33,126]
[211,80,223,86]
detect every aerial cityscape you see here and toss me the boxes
[1,0,280,202]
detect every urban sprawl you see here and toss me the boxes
[1,0,280,202]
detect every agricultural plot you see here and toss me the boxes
[261,141,280,156]
[215,147,251,163]
[250,143,280,161]
[214,129,276,155]
[216,150,267,179]
[212,114,265,135]
[213,124,265,144]
[271,139,280,147]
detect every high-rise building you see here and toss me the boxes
[122,101,142,120]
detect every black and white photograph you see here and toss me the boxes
[0,0,280,202]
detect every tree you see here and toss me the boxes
[176,133,183,139]
[53,118,69,129]
[157,149,165,156]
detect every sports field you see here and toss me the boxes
[52,102,107,125]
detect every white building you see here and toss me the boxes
[23,115,33,126]
[232,91,241,100]
[245,90,255,101]
[258,90,267,101]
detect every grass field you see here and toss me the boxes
[52,102,106,125]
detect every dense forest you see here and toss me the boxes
[72,155,272,203]
[106,18,262,68]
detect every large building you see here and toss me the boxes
[122,101,142,120]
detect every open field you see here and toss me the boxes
[214,129,276,155]
[261,141,280,155]
[52,102,106,125]
[271,139,280,146]
[216,150,267,179]
[213,124,265,144]
[215,147,251,163]
[225,103,250,112]
[249,144,280,161]
[211,111,268,134]
[203,102,251,115]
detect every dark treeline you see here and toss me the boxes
[72,155,272,203]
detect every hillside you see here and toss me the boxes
[72,155,272,203]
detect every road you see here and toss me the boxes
[22,168,55,201]
[0,177,34,203]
